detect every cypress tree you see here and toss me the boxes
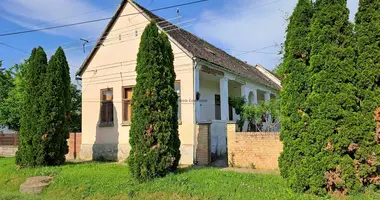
[278,0,313,192]
[127,22,181,181]
[354,0,380,189]
[16,47,48,167]
[40,47,71,165]
[302,0,359,194]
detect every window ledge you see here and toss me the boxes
[121,121,131,126]
[98,122,114,127]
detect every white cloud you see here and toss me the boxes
[194,0,359,70]
[0,0,117,38]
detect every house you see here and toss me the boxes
[76,0,281,165]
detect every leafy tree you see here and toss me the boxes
[0,63,26,132]
[68,84,82,133]
[277,0,313,192]
[0,61,14,114]
[127,22,180,181]
[354,0,380,190]
[242,100,280,132]
[16,47,49,167]
[229,96,246,131]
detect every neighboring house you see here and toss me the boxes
[76,0,281,164]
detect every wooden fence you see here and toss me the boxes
[0,133,19,146]
[0,133,81,159]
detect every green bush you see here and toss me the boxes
[127,22,181,181]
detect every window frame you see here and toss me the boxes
[99,88,114,127]
[122,86,134,125]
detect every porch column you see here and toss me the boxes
[265,92,271,103]
[220,77,229,121]
[253,89,258,105]
[241,85,249,98]
[195,67,200,123]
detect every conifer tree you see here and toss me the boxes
[278,0,313,191]
[354,0,380,189]
[127,22,180,181]
[302,0,359,194]
[40,47,71,165]
[16,47,48,167]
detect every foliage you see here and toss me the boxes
[0,63,24,131]
[68,84,82,133]
[16,47,49,167]
[40,47,71,165]
[242,100,280,132]
[279,0,380,195]
[353,0,380,192]
[229,96,246,131]
[127,22,181,181]
[0,61,14,105]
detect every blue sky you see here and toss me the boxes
[0,0,358,82]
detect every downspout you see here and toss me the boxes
[192,57,198,165]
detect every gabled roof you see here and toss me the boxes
[77,0,281,90]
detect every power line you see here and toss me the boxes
[0,42,80,69]
[0,5,119,34]
[0,0,208,37]
[234,44,279,57]
[0,42,28,54]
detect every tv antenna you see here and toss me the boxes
[176,8,180,24]
[80,38,89,53]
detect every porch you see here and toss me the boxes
[194,64,275,163]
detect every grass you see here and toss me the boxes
[0,158,378,200]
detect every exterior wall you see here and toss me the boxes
[227,123,282,170]
[80,3,195,164]
[199,78,219,122]
[195,123,211,165]
[0,146,18,157]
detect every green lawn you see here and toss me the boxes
[0,158,377,200]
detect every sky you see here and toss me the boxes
[0,0,359,83]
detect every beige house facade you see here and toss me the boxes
[76,0,281,165]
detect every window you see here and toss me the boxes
[122,87,133,123]
[215,95,221,120]
[100,88,113,126]
[175,81,181,121]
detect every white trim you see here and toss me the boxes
[255,64,281,88]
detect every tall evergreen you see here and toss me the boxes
[354,0,380,188]
[127,22,180,181]
[16,47,48,167]
[302,0,359,194]
[278,0,313,192]
[40,47,71,165]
